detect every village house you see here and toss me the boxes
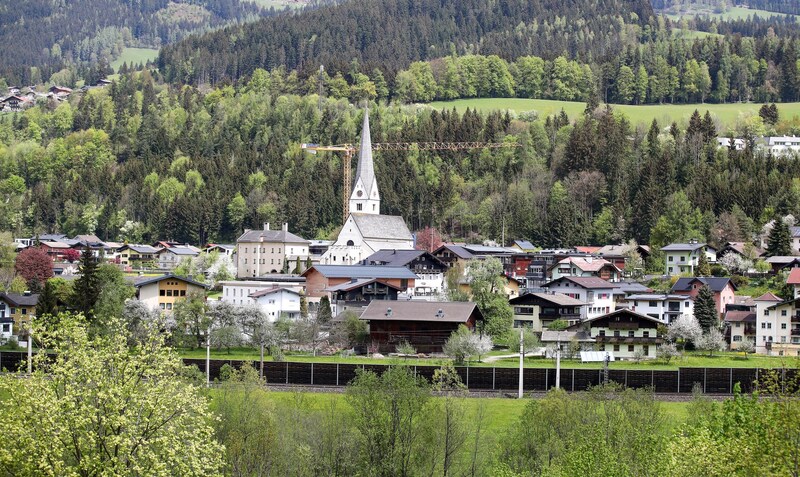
[754,292,800,356]
[39,241,73,261]
[671,277,736,317]
[247,287,302,321]
[0,292,38,333]
[617,293,694,324]
[548,256,621,282]
[542,276,619,320]
[357,301,484,353]
[762,136,800,156]
[788,268,800,298]
[118,244,161,269]
[327,279,404,315]
[568,309,665,360]
[220,277,306,307]
[302,265,416,299]
[236,223,310,278]
[205,244,236,257]
[362,249,448,297]
[458,272,520,299]
[509,292,585,331]
[156,246,200,270]
[717,241,763,261]
[725,309,757,350]
[595,243,651,272]
[662,240,717,276]
[765,256,800,274]
[134,274,209,312]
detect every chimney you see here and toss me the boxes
[23,290,31,296]
[386,307,392,317]
[283,223,288,232]
[263,223,270,231]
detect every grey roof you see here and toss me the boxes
[671,277,735,293]
[435,244,474,259]
[765,256,800,264]
[661,242,715,252]
[625,293,690,301]
[325,278,403,292]
[513,240,536,250]
[121,244,160,254]
[237,228,309,244]
[306,265,417,280]
[207,244,235,251]
[352,214,412,240]
[133,273,209,289]
[581,308,665,326]
[541,330,592,343]
[0,292,39,307]
[724,311,756,323]
[354,109,378,199]
[35,234,67,242]
[249,286,299,298]
[160,246,198,256]
[364,249,444,267]
[613,282,652,294]
[792,226,800,238]
[544,276,620,289]
[462,244,517,254]
[359,301,483,323]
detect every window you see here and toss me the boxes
[643,331,649,338]
[613,330,620,338]
[764,310,769,316]
[768,323,772,329]
[649,301,657,307]
[160,303,166,310]
[762,322,766,329]
[628,331,635,337]
[733,335,742,342]
[735,322,740,328]
[782,310,788,316]
[613,345,620,352]
[668,256,673,262]
[643,345,649,355]
[680,256,686,262]
[356,203,363,211]
[628,345,635,352]
[782,323,787,330]
[166,303,172,310]
[599,329,606,337]
[160,290,165,296]
[180,290,186,297]
[781,336,787,343]
[1,324,8,333]
[244,258,248,264]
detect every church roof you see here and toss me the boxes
[354,109,377,199]
[352,214,412,241]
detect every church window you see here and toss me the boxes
[357,204,362,211]
[373,205,376,211]
[347,240,355,246]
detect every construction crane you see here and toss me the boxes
[301,141,519,223]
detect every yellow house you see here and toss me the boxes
[133,274,209,312]
[0,292,38,332]
[458,274,520,299]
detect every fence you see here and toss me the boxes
[1,351,794,394]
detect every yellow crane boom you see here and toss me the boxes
[301,141,519,222]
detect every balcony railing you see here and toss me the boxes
[791,327,800,336]
[595,336,664,344]
[792,313,800,323]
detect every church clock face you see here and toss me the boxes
[357,190,363,197]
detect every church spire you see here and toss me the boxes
[349,108,380,215]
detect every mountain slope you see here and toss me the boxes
[158,0,655,85]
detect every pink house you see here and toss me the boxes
[671,277,736,317]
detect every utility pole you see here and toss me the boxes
[206,326,211,387]
[518,327,524,399]
[27,322,32,374]
[555,331,562,389]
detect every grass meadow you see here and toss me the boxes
[111,48,160,73]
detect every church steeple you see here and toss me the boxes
[349,108,381,215]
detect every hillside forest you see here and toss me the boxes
[0,69,797,263]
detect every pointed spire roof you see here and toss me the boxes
[354,109,377,198]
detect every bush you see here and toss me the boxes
[657,343,681,363]
[395,340,416,356]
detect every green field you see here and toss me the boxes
[111,47,160,73]
[183,347,799,370]
[428,97,800,128]
[665,6,796,21]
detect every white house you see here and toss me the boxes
[661,241,717,276]
[763,136,800,156]
[321,110,414,265]
[755,292,800,356]
[156,246,199,270]
[570,309,665,360]
[618,293,694,324]
[249,287,302,322]
[542,276,619,320]
[220,279,306,307]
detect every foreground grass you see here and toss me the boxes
[111,47,159,72]
[181,347,799,370]
[428,97,800,128]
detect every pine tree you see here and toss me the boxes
[305,256,313,271]
[694,284,718,332]
[37,279,59,319]
[696,251,711,276]
[766,218,792,257]
[72,248,100,321]
[317,295,332,324]
[299,291,308,319]
[293,258,302,275]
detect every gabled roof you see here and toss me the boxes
[359,301,483,323]
[120,244,160,254]
[613,282,652,295]
[249,286,300,299]
[40,241,71,249]
[36,234,67,242]
[133,273,209,289]
[510,292,585,306]
[159,246,199,256]
[625,293,691,301]
[433,244,474,259]
[206,244,235,251]
[0,292,39,307]
[364,249,446,268]
[574,246,601,254]
[755,292,783,302]
[787,268,800,285]
[672,277,735,293]
[554,256,620,273]
[325,278,404,293]
[541,330,592,343]
[661,242,715,252]
[461,244,517,254]
[543,276,620,289]
[724,311,756,323]
[351,214,412,241]
[72,234,102,243]
[303,265,417,280]
[513,240,536,251]
[237,227,309,244]
[721,242,764,257]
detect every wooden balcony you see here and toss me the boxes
[594,336,664,344]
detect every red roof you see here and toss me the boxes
[755,292,783,302]
[788,268,800,285]
[575,246,601,254]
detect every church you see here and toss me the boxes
[321,110,415,265]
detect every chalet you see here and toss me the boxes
[509,292,585,331]
[326,278,404,314]
[618,293,694,324]
[134,274,209,312]
[0,292,38,331]
[358,301,484,353]
[39,241,72,261]
[755,293,800,356]
[302,265,416,298]
[569,309,665,359]
[118,244,160,268]
[432,244,474,268]
[765,255,800,274]
[205,244,236,257]
[671,277,736,316]
[156,246,199,270]
[763,136,800,156]
[48,86,72,98]
[595,243,651,271]
[662,241,717,276]
[363,249,447,297]
[542,276,619,319]
[1,95,29,111]
[548,256,621,282]
[717,242,763,260]
[248,287,302,321]
[725,310,756,350]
